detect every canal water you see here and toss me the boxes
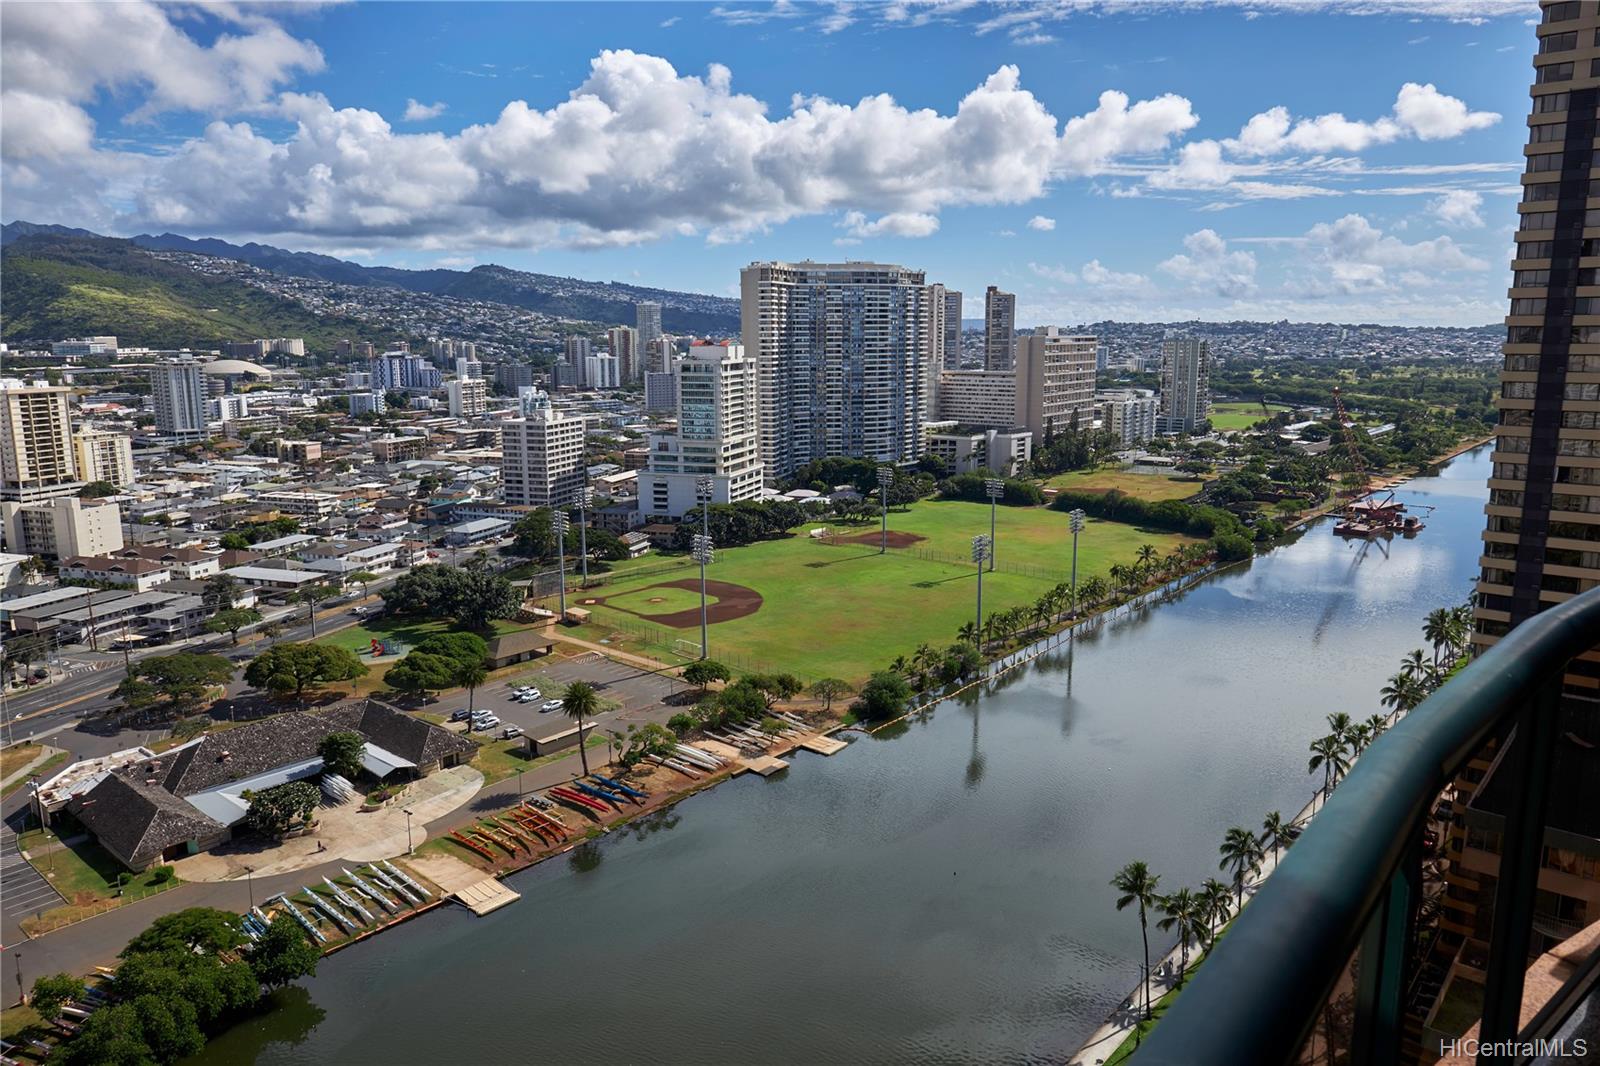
[192,447,1492,1066]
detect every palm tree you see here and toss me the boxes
[1032,598,1053,634]
[1423,607,1452,669]
[1364,712,1389,739]
[1308,734,1349,797]
[1325,711,1353,747]
[890,655,910,676]
[1109,563,1132,594]
[1111,861,1162,1021]
[1136,543,1158,572]
[1262,810,1294,869]
[455,658,489,733]
[1079,575,1107,609]
[957,620,978,645]
[562,681,600,775]
[1156,888,1205,983]
[1347,722,1374,757]
[1380,671,1425,715]
[1219,826,1265,910]
[1198,878,1233,945]
[1400,648,1432,685]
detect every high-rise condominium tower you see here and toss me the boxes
[1016,328,1098,439]
[943,289,964,370]
[984,286,1016,371]
[1426,1,1600,1013]
[638,343,764,518]
[73,429,135,488]
[563,336,593,388]
[608,326,640,383]
[500,403,586,508]
[1157,336,1211,435]
[741,261,934,478]
[151,357,208,441]
[0,380,80,502]
[636,301,663,355]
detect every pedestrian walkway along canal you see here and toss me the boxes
[186,446,1494,1066]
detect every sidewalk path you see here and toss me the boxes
[0,745,64,792]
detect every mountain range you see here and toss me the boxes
[0,221,741,348]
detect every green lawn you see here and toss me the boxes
[471,734,607,785]
[1209,401,1289,431]
[1,751,69,799]
[21,831,177,902]
[1043,467,1205,503]
[318,616,522,656]
[564,498,1193,682]
[597,585,705,615]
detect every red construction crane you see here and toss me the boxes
[1331,386,1368,497]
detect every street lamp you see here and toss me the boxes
[972,534,991,650]
[877,465,894,554]
[576,485,593,586]
[984,477,1003,572]
[403,808,415,855]
[244,864,255,909]
[691,533,715,661]
[552,510,570,616]
[1068,508,1086,617]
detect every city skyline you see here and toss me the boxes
[0,0,1541,327]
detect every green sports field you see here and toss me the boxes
[1043,467,1204,503]
[1209,401,1290,431]
[566,498,1194,682]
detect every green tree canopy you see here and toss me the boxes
[129,653,235,713]
[243,780,321,834]
[248,916,321,990]
[79,480,118,498]
[682,660,730,692]
[243,643,366,699]
[382,564,520,630]
[857,671,912,721]
[204,608,262,644]
[384,651,459,699]
[318,731,365,780]
[30,973,85,1023]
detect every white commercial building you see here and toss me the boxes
[72,428,135,487]
[349,392,385,416]
[1099,390,1160,446]
[923,422,1033,477]
[151,357,208,440]
[563,336,592,387]
[500,404,587,508]
[1,496,124,559]
[447,377,488,419]
[937,370,1020,429]
[585,354,620,390]
[1158,336,1212,435]
[455,356,483,381]
[643,370,679,413]
[1,379,82,502]
[741,260,935,478]
[638,343,764,519]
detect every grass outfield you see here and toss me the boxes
[598,584,705,614]
[1043,467,1205,503]
[1209,401,1289,431]
[564,499,1194,682]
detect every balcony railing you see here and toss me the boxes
[1138,585,1600,1065]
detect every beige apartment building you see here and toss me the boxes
[1,380,81,503]
[500,406,587,508]
[72,428,135,488]
[1,496,123,559]
[1016,328,1097,439]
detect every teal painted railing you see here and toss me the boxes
[1137,586,1600,1065]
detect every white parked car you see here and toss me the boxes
[541,699,564,713]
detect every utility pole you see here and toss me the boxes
[1068,508,1086,617]
[877,465,893,554]
[692,534,715,661]
[576,485,592,586]
[972,534,991,650]
[552,510,569,616]
[984,477,1003,572]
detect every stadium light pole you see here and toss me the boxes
[576,485,593,586]
[552,509,569,616]
[984,477,1003,572]
[877,465,894,554]
[696,475,714,547]
[692,533,715,660]
[972,534,991,650]
[1068,508,1086,617]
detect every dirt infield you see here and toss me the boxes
[588,578,764,628]
[819,529,927,549]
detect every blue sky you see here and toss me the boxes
[0,1,1541,325]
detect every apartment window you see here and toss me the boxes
[1501,409,1535,426]
[1527,153,1565,173]
[1495,463,1531,480]
[1515,269,1554,287]
[1490,489,1526,507]
[1496,434,1532,452]
[1569,353,1600,369]
[1520,213,1559,232]
[1543,31,1579,52]
[1554,492,1600,514]
[1563,410,1600,428]
[1532,123,1569,144]
[1506,354,1540,370]
[1483,565,1516,586]
[1525,183,1563,203]
[1551,518,1600,540]
[1557,465,1600,486]
[1519,240,1556,259]
[1545,2,1580,24]
[1510,298,1549,315]
[1565,381,1600,399]
[1535,92,1572,113]
[1509,325,1545,343]
[1538,62,1575,84]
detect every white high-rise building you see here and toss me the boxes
[585,354,620,390]
[1158,336,1212,435]
[1016,328,1097,439]
[563,336,592,387]
[151,357,207,441]
[647,335,675,374]
[942,289,963,370]
[0,380,80,502]
[984,285,1016,371]
[1098,390,1159,446]
[741,260,933,478]
[0,496,122,559]
[455,356,483,380]
[638,343,764,518]
[72,429,135,488]
[936,371,1020,430]
[607,326,640,384]
[349,392,385,417]
[635,301,663,355]
[500,404,587,508]
[447,377,488,419]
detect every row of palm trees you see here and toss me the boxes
[1111,809,1296,1026]
[954,542,1214,653]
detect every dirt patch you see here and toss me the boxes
[820,529,927,549]
[590,578,763,628]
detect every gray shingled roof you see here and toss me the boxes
[158,714,341,796]
[67,773,226,869]
[319,700,476,767]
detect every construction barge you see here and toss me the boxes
[1333,492,1427,539]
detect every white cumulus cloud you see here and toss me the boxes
[1027,215,1056,231]
[1430,189,1485,228]
[1159,229,1258,298]
[403,99,447,122]
[1223,83,1498,157]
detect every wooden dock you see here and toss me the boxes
[742,755,790,777]
[452,877,520,916]
[799,734,847,756]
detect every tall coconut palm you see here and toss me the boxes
[1380,671,1425,714]
[1080,575,1107,609]
[1032,598,1053,633]
[562,680,599,775]
[1422,607,1452,669]
[1308,734,1346,798]
[1347,722,1374,757]
[1109,563,1132,594]
[957,620,979,645]
[1262,810,1294,869]
[1400,648,1432,685]
[1156,888,1205,983]
[1219,826,1265,910]
[1112,861,1161,1020]
[1136,543,1158,572]
[1198,878,1233,945]
[1364,712,1389,739]
[455,658,489,734]
[1325,711,1353,746]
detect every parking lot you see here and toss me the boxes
[442,651,686,741]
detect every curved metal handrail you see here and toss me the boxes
[1137,585,1600,1064]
